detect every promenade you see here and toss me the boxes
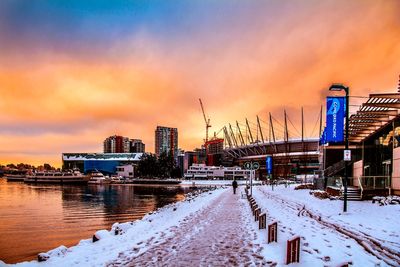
[109,189,268,266]
[11,185,400,267]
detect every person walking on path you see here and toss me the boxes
[232,179,238,194]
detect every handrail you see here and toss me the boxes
[325,176,344,190]
[358,176,390,190]
[358,176,364,199]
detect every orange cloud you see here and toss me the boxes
[0,0,399,167]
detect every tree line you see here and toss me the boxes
[137,152,181,178]
[0,163,57,171]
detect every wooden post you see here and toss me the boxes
[286,236,300,264]
[259,213,266,229]
[254,208,261,221]
[268,222,277,243]
[252,204,258,215]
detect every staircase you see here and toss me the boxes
[324,160,346,177]
[340,187,362,201]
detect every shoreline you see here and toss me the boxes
[5,186,225,266]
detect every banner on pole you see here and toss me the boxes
[326,96,345,143]
[266,156,273,175]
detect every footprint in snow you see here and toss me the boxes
[323,256,331,262]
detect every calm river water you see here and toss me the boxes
[0,178,190,264]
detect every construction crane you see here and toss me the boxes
[199,98,211,145]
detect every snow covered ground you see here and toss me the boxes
[250,185,400,266]
[180,179,262,186]
[3,184,399,267]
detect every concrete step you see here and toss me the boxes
[340,196,362,201]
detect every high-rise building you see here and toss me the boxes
[130,139,145,153]
[155,126,178,157]
[103,135,130,153]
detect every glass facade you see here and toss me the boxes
[363,119,399,176]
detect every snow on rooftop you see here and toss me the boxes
[62,153,143,161]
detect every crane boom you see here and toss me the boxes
[199,98,211,144]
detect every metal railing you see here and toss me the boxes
[325,176,343,189]
[357,176,391,199]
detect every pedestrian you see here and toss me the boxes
[232,179,238,194]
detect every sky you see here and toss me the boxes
[0,0,400,167]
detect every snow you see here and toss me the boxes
[8,187,225,267]
[180,179,262,186]
[4,184,399,267]
[249,184,400,266]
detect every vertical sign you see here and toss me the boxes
[266,156,273,175]
[326,96,345,143]
[344,150,351,161]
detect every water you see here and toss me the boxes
[0,178,190,264]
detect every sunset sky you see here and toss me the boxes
[1,0,400,167]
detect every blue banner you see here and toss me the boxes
[266,156,273,175]
[326,96,345,143]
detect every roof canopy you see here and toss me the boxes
[349,93,400,142]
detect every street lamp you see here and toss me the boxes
[329,83,349,212]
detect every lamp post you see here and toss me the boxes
[329,83,349,213]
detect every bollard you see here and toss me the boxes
[252,204,258,215]
[268,222,278,243]
[286,236,300,264]
[259,213,266,229]
[254,208,261,221]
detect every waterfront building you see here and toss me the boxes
[62,153,142,174]
[177,150,185,177]
[321,90,400,197]
[103,135,130,153]
[183,148,207,174]
[130,139,145,153]
[184,164,251,180]
[155,126,178,158]
[116,164,134,178]
[205,138,224,166]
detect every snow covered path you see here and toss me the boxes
[252,186,400,266]
[108,189,269,266]
[8,185,399,267]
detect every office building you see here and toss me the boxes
[155,126,178,157]
[103,135,130,153]
[130,139,145,153]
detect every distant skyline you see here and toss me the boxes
[1,0,400,166]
